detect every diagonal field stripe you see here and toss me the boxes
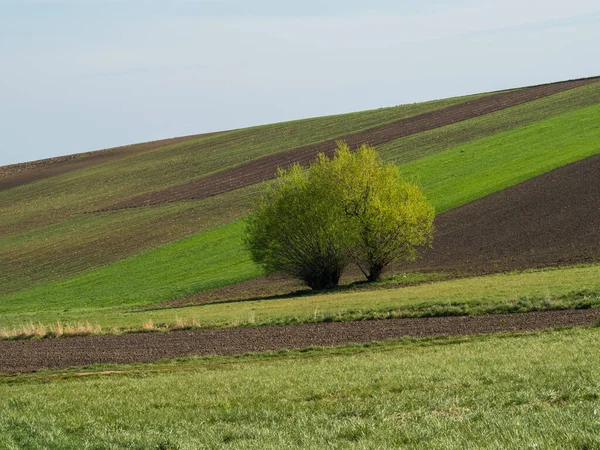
[100,76,600,211]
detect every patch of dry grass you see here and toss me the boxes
[0,321,102,340]
[0,317,208,340]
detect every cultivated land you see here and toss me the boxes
[1,91,488,295]
[2,98,599,326]
[0,132,223,191]
[1,78,599,300]
[2,76,600,447]
[103,76,599,209]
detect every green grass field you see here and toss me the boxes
[0,185,262,296]
[401,102,600,212]
[379,80,600,165]
[2,328,599,448]
[0,221,259,317]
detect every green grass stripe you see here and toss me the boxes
[0,221,261,316]
[379,80,600,165]
[2,261,600,331]
[402,103,600,212]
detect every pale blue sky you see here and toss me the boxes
[1,0,599,165]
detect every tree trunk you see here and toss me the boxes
[367,264,384,283]
[304,266,342,290]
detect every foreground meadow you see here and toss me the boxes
[1,328,599,449]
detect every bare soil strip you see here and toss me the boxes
[103,77,600,210]
[0,132,221,191]
[0,309,597,374]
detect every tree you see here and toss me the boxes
[244,142,434,289]
[244,160,351,290]
[326,142,434,282]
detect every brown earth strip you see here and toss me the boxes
[104,76,600,210]
[0,309,597,374]
[0,132,222,191]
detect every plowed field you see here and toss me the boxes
[405,152,600,274]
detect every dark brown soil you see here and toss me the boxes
[0,132,222,191]
[403,152,600,274]
[104,76,600,210]
[1,309,597,374]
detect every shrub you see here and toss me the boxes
[326,142,434,281]
[245,142,434,288]
[245,161,350,290]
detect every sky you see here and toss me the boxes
[1,0,599,166]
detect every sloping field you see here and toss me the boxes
[1,93,482,294]
[3,77,579,296]
[2,98,599,311]
[0,187,261,296]
[103,76,600,210]
[1,92,475,201]
[378,80,600,165]
[1,76,598,310]
[182,125,600,305]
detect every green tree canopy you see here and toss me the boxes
[244,160,350,290]
[326,142,435,281]
[245,142,434,289]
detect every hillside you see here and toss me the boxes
[1,76,600,332]
[1,91,488,295]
